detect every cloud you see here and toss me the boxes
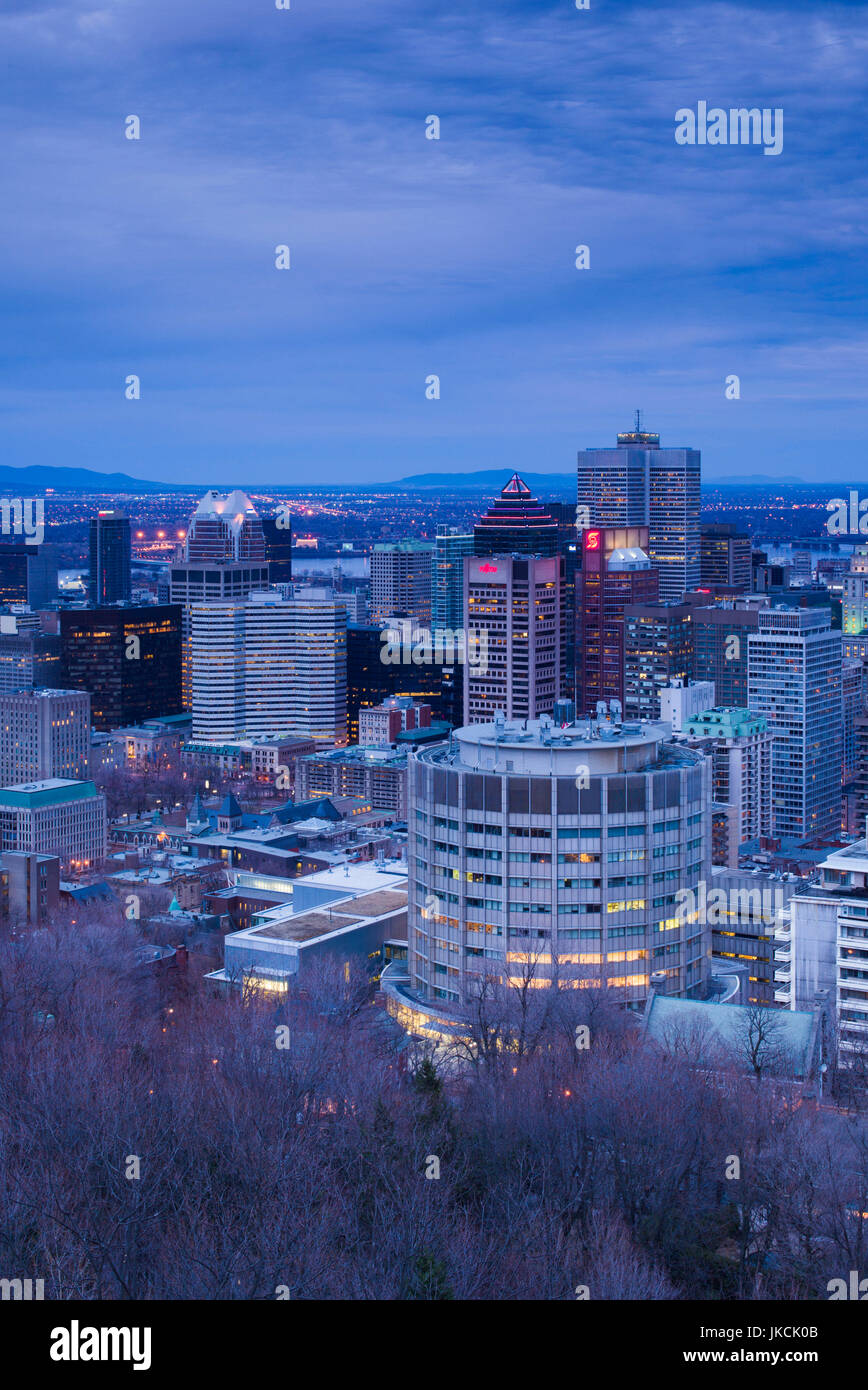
[0,0,866,480]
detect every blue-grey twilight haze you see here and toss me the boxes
[0,0,865,484]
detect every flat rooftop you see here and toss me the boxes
[252,910,364,942]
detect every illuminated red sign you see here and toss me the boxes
[478,563,498,573]
[584,530,601,551]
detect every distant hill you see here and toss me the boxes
[0,465,189,493]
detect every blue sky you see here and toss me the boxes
[0,0,866,485]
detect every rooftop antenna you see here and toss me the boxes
[635,408,642,432]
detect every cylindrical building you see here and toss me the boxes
[407,712,711,1011]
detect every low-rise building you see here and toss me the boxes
[207,861,408,993]
[0,778,107,871]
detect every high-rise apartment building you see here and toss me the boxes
[747,607,842,840]
[191,589,346,747]
[61,605,183,731]
[370,541,434,628]
[463,553,560,725]
[89,511,131,605]
[681,707,774,857]
[406,713,711,1010]
[575,525,658,716]
[700,523,752,593]
[0,689,91,786]
[577,421,701,600]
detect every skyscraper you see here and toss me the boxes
[261,513,293,585]
[191,589,346,746]
[463,553,560,724]
[473,474,559,557]
[747,607,842,840]
[162,490,269,708]
[577,419,701,601]
[0,544,59,608]
[432,526,473,633]
[700,523,752,592]
[370,541,434,628]
[623,601,694,720]
[0,689,91,785]
[89,511,131,605]
[575,525,658,716]
[843,547,868,636]
[61,606,183,730]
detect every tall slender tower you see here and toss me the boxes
[577,418,701,601]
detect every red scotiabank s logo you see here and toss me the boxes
[479,563,497,573]
[585,530,601,551]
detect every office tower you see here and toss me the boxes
[89,511,131,605]
[191,589,346,746]
[432,527,473,633]
[690,599,766,708]
[473,475,559,558]
[285,588,346,746]
[0,544,59,608]
[463,553,560,725]
[0,689,91,785]
[370,541,434,628]
[575,525,658,716]
[747,607,842,840]
[843,548,868,636]
[544,501,580,700]
[335,590,367,624]
[700,523,752,592]
[261,514,293,585]
[0,779,107,871]
[0,619,62,695]
[163,490,269,708]
[407,712,711,1009]
[843,658,864,785]
[659,680,716,732]
[346,624,457,742]
[60,605,183,731]
[681,707,774,854]
[185,490,266,561]
[577,420,701,600]
[623,602,693,720]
